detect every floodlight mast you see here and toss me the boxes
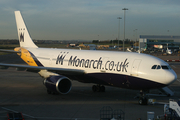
[122,8,128,51]
[117,17,122,50]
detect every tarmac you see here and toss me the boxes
[0,53,180,120]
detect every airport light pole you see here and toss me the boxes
[122,8,128,51]
[117,17,122,50]
[134,29,138,51]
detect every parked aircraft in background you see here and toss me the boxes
[0,11,177,105]
[166,44,172,54]
[166,48,172,55]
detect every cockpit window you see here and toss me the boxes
[161,66,168,69]
[157,65,161,69]
[162,65,171,70]
[151,65,157,69]
[152,65,171,70]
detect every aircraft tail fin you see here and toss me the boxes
[14,11,38,48]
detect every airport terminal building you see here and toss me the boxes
[139,35,180,51]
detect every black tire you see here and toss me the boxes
[96,85,101,92]
[138,97,148,105]
[138,98,143,105]
[92,85,97,92]
[100,86,105,92]
[143,98,148,105]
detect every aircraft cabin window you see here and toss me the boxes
[151,65,157,69]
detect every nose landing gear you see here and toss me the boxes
[138,90,148,105]
[138,96,148,105]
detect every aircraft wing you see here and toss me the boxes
[0,63,85,75]
[0,49,20,53]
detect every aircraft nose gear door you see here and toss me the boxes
[131,59,141,76]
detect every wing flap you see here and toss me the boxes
[0,63,85,75]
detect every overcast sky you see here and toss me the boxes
[0,0,180,41]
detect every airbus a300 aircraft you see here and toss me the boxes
[0,11,177,105]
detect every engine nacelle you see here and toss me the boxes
[44,76,72,94]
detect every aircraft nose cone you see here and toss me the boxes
[166,70,177,85]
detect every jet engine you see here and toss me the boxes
[44,75,72,94]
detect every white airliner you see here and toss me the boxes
[166,44,172,55]
[0,11,177,105]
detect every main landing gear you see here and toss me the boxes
[138,90,148,105]
[92,85,105,92]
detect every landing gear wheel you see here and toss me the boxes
[138,97,148,105]
[92,85,97,92]
[138,99,143,105]
[137,90,149,105]
[92,85,105,92]
[96,85,101,92]
[100,86,105,92]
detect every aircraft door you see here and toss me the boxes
[49,55,53,65]
[131,59,141,76]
